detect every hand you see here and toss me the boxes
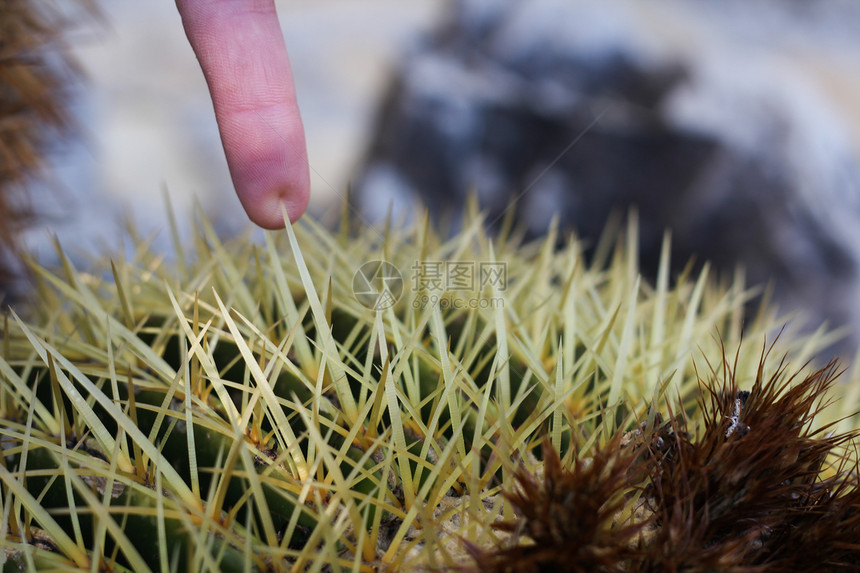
[176,0,310,229]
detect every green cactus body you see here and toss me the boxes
[2,211,859,571]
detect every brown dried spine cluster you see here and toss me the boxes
[469,345,860,572]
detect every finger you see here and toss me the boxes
[176,0,310,228]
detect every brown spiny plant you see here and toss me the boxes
[464,436,648,573]
[0,0,93,298]
[468,339,860,572]
[758,454,860,571]
[641,342,856,572]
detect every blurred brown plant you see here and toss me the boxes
[0,0,94,300]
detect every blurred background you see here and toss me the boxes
[11,0,860,356]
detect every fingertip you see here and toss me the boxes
[243,183,310,229]
[223,108,311,229]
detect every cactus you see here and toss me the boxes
[2,205,859,571]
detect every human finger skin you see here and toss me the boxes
[176,0,310,228]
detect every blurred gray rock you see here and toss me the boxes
[352,0,860,356]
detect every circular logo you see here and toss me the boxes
[352,261,403,310]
